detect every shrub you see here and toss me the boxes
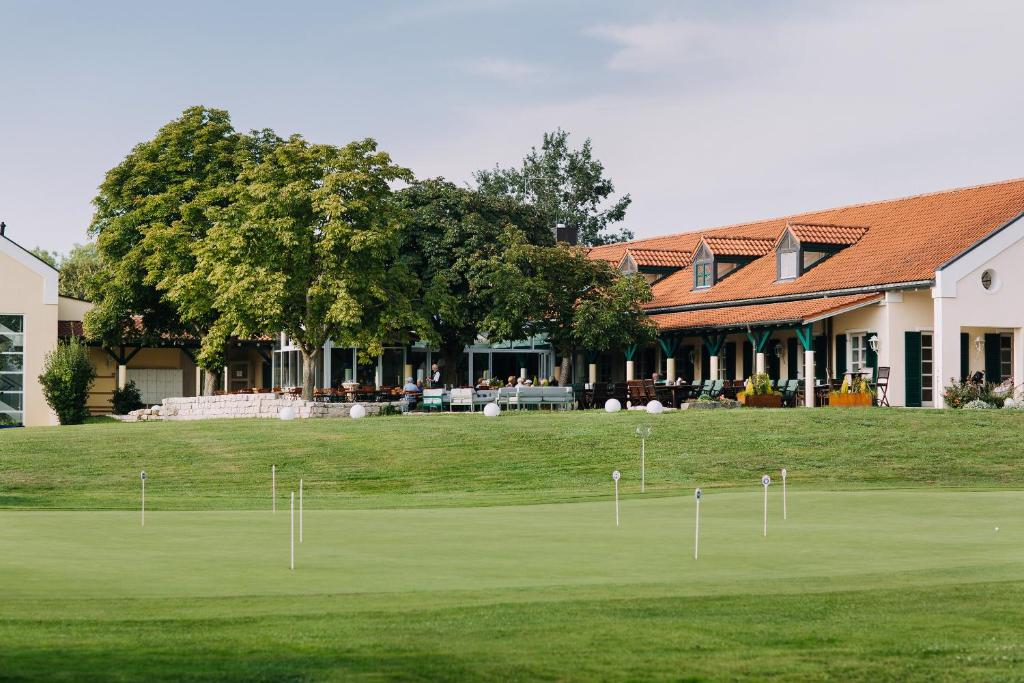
[38,338,96,425]
[111,380,144,415]
[978,385,1009,408]
[943,379,981,409]
[963,399,994,410]
[0,413,15,426]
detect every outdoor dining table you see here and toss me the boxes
[656,384,695,408]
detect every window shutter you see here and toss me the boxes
[724,342,736,380]
[767,340,780,379]
[960,333,969,381]
[835,335,847,376]
[742,341,753,379]
[905,331,922,407]
[682,345,695,382]
[787,338,799,379]
[701,346,711,381]
[984,333,1001,383]
[814,336,828,379]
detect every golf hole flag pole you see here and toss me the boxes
[612,470,621,527]
[290,491,295,570]
[762,475,771,536]
[694,488,702,560]
[634,425,652,493]
[781,468,788,520]
[140,470,146,527]
[272,465,277,515]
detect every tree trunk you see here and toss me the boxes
[300,346,321,401]
[203,369,218,396]
[558,352,572,387]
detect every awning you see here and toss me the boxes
[649,293,882,333]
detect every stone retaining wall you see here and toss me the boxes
[120,394,399,422]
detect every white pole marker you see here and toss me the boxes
[781,468,788,520]
[612,470,621,527]
[140,470,146,527]
[290,491,295,570]
[762,474,771,536]
[299,478,304,544]
[694,487,702,559]
[272,464,277,515]
[635,425,652,493]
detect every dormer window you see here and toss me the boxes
[776,223,869,282]
[693,244,714,289]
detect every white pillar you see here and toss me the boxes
[195,366,202,396]
[626,360,635,381]
[223,365,229,392]
[588,363,598,384]
[117,364,128,390]
[666,357,677,381]
[708,354,719,380]
[804,350,815,407]
[323,341,332,388]
[933,294,958,409]
[375,354,383,389]
[404,363,413,383]
[520,366,528,380]
[755,352,766,375]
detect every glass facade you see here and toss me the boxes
[0,314,25,426]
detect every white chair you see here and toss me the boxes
[516,386,544,410]
[497,387,518,409]
[473,390,498,409]
[542,386,574,410]
[449,388,475,412]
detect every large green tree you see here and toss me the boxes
[397,179,553,384]
[475,129,633,246]
[482,241,655,385]
[84,106,257,394]
[30,242,106,299]
[199,136,419,399]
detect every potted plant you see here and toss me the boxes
[828,375,874,407]
[739,373,783,408]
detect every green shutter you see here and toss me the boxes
[984,333,1001,383]
[866,331,878,381]
[960,333,969,381]
[682,345,695,382]
[724,342,736,380]
[905,331,922,407]
[700,346,711,381]
[742,341,753,379]
[787,338,799,380]
[814,336,828,380]
[835,335,847,376]
[767,339,780,379]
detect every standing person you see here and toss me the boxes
[428,363,442,388]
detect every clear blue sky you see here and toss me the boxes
[2,0,1022,253]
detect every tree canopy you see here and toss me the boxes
[396,178,553,383]
[475,129,633,247]
[199,136,419,398]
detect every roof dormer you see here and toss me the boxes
[618,248,690,285]
[775,223,868,281]
[692,236,773,290]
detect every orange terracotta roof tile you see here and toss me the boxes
[787,222,868,245]
[613,178,1024,311]
[621,247,691,268]
[650,294,882,332]
[701,236,775,257]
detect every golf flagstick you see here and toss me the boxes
[781,468,788,520]
[140,470,146,527]
[694,488,702,559]
[290,491,295,570]
[762,475,771,536]
[612,470,621,527]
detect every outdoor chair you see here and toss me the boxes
[421,388,446,412]
[626,380,648,406]
[612,382,629,403]
[708,379,724,398]
[698,379,713,397]
[497,387,519,409]
[516,387,545,410]
[781,379,799,406]
[590,383,610,409]
[875,367,891,407]
[542,386,574,410]
[642,379,658,403]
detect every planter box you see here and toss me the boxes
[743,394,783,408]
[828,392,873,407]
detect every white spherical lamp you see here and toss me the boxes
[279,407,295,421]
[1003,398,1016,409]
[483,402,501,417]
[604,398,622,413]
[350,404,367,419]
[645,400,665,414]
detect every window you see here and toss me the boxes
[921,332,933,404]
[1000,334,1012,382]
[0,315,25,426]
[802,250,829,271]
[981,269,997,292]
[694,261,713,288]
[849,333,866,374]
[776,232,798,280]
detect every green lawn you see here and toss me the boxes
[1,410,1023,680]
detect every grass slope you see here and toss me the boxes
[2,408,1024,510]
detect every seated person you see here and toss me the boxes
[401,376,420,411]
[651,372,662,384]
[548,376,559,387]
[506,375,517,388]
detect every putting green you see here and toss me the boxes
[2,490,1020,607]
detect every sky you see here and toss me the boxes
[2,0,1023,254]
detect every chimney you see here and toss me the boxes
[555,222,578,245]
[0,222,5,237]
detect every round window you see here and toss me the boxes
[981,269,995,290]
